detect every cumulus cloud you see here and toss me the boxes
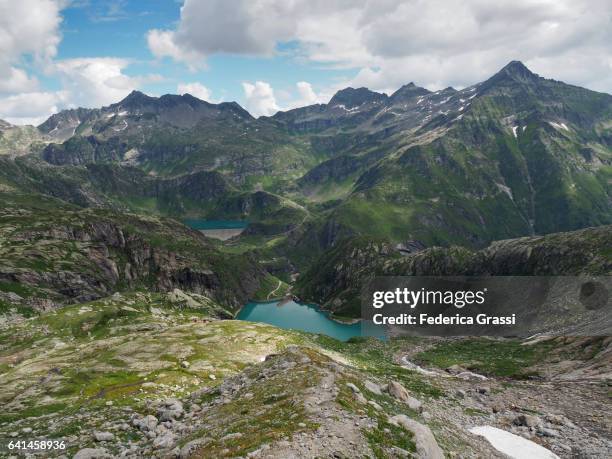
[54,58,161,108]
[0,57,161,125]
[242,81,279,117]
[0,1,166,124]
[0,0,63,95]
[147,29,206,70]
[0,91,68,125]
[147,0,612,94]
[0,0,64,123]
[285,82,327,109]
[177,82,212,101]
[0,67,39,94]
[147,0,299,68]
[0,0,62,66]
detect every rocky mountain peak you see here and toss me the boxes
[390,83,431,102]
[113,90,157,112]
[329,87,387,109]
[488,60,540,85]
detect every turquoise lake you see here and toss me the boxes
[236,300,386,341]
[183,219,249,230]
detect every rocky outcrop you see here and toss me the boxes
[295,225,612,317]
[0,209,266,311]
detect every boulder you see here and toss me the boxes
[537,427,559,437]
[93,431,114,442]
[133,414,158,432]
[158,398,184,421]
[387,381,423,412]
[513,414,542,428]
[346,383,360,393]
[364,380,383,395]
[179,439,209,459]
[153,431,177,449]
[389,415,444,459]
[168,288,201,308]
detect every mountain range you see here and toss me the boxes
[0,60,611,282]
[1,61,611,458]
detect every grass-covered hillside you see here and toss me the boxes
[1,291,609,458]
[3,61,609,259]
[0,188,282,314]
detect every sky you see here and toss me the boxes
[0,0,611,124]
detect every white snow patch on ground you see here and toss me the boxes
[334,104,361,113]
[469,426,559,459]
[548,121,569,131]
[400,356,442,377]
[496,182,514,200]
[113,119,128,131]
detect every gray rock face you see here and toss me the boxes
[294,225,612,320]
[389,415,444,459]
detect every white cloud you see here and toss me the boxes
[147,29,206,70]
[147,0,298,68]
[0,0,63,95]
[285,82,327,109]
[0,0,64,123]
[147,0,612,94]
[0,67,39,94]
[0,0,62,65]
[0,58,162,125]
[0,91,68,125]
[177,82,212,101]
[54,58,160,108]
[242,81,279,117]
[0,1,166,124]
[295,82,320,105]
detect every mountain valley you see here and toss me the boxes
[0,61,611,458]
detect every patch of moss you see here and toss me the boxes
[414,338,556,378]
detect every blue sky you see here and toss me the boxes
[57,1,353,103]
[1,0,611,124]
